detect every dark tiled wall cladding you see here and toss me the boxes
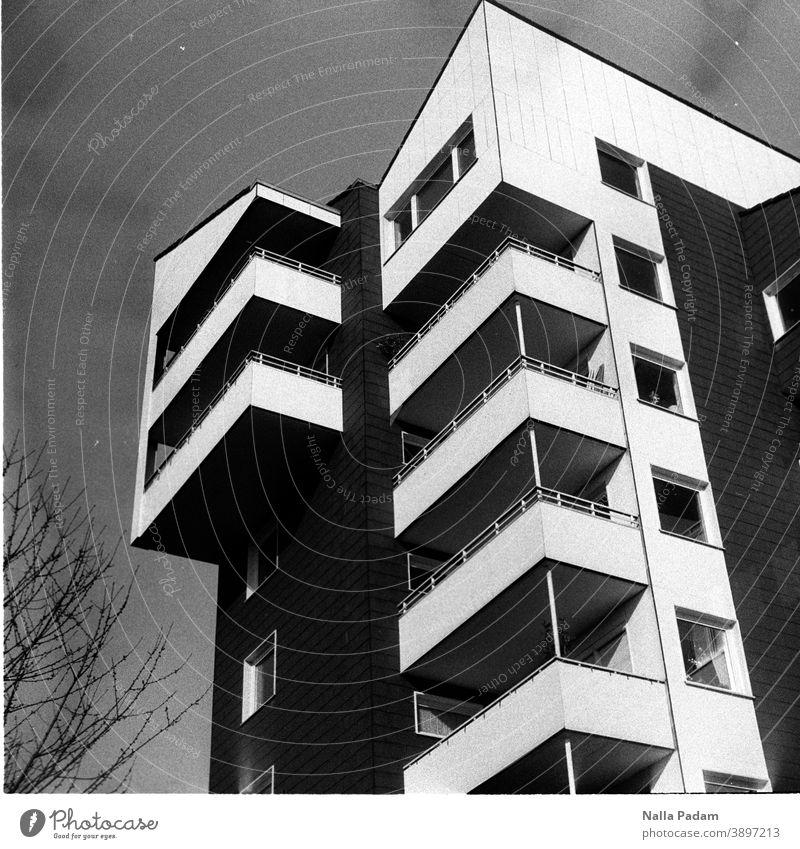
[650,170,800,792]
[209,184,421,793]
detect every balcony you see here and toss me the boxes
[150,248,341,419]
[398,485,645,674]
[404,659,673,793]
[132,351,342,559]
[392,358,626,541]
[389,238,605,416]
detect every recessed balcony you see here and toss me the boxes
[404,659,673,793]
[132,350,342,559]
[389,238,605,416]
[398,487,646,674]
[392,358,626,541]
[150,248,341,420]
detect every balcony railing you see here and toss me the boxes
[154,247,341,388]
[399,484,639,613]
[403,657,662,771]
[145,350,341,489]
[394,356,617,486]
[388,237,602,369]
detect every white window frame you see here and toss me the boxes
[613,236,671,305]
[387,116,477,252]
[413,692,478,739]
[763,259,800,341]
[241,765,275,794]
[242,631,277,723]
[630,344,686,415]
[596,139,649,202]
[245,538,278,600]
[675,609,745,695]
[652,467,711,544]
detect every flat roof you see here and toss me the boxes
[154,180,341,261]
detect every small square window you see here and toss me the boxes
[653,475,706,541]
[633,355,682,413]
[616,246,661,300]
[677,618,732,690]
[241,765,275,794]
[242,632,276,722]
[414,693,479,738]
[598,148,640,198]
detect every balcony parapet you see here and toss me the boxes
[154,248,341,388]
[394,356,617,487]
[388,237,601,369]
[399,483,639,614]
[145,350,341,488]
[404,657,665,771]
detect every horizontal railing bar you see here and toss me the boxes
[154,248,340,387]
[393,356,617,486]
[388,237,601,369]
[398,484,638,613]
[145,350,341,488]
[403,657,663,770]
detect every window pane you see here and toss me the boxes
[255,650,274,708]
[394,204,412,247]
[678,620,731,689]
[776,274,800,332]
[633,357,681,411]
[599,150,639,197]
[617,248,660,300]
[653,478,705,541]
[416,156,454,223]
[455,130,476,176]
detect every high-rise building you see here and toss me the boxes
[131,0,800,794]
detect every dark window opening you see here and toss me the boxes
[616,247,660,300]
[654,477,705,541]
[599,149,640,198]
[394,203,413,246]
[633,356,681,412]
[416,156,455,224]
[455,130,477,177]
[776,273,800,332]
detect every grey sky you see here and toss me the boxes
[3,0,799,792]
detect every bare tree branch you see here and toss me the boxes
[4,439,206,793]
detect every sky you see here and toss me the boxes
[3,0,800,793]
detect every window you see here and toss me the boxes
[703,771,765,793]
[388,117,476,251]
[764,265,800,340]
[414,693,479,738]
[242,632,276,722]
[677,617,733,690]
[633,352,682,413]
[246,536,278,599]
[597,141,642,199]
[241,766,275,794]
[616,243,661,300]
[653,474,706,541]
